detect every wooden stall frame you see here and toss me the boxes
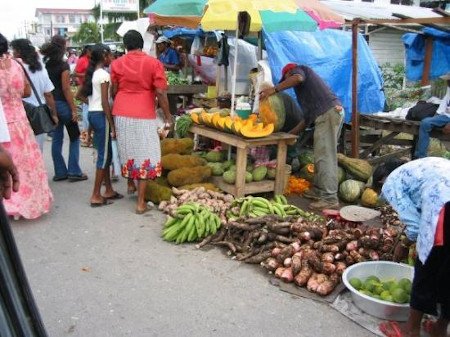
[350,15,450,158]
[189,125,297,197]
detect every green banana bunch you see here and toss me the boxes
[229,195,322,221]
[162,202,221,244]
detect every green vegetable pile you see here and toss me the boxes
[166,71,188,85]
[175,114,193,138]
[349,275,412,304]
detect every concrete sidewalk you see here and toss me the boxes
[11,139,374,337]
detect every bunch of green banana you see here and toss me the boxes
[227,195,322,221]
[162,202,221,244]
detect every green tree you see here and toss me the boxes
[72,22,100,44]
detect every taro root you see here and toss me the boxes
[368,250,379,261]
[284,257,292,267]
[346,240,358,251]
[321,252,335,263]
[291,254,302,276]
[322,262,336,275]
[271,247,282,258]
[294,261,313,286]
[280,267,294,283]
[261,257,280,272]
[335,262,347,276]
[275,267,286,278]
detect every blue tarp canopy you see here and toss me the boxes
[402,27,450,82]
[162,27,209,39]
[263,29,385,122]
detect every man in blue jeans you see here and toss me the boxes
[415,73,450,158]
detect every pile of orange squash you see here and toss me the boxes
[190,109,275,139]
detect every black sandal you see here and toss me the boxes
[68,173,88,182]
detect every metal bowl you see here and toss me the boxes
[342,261,414,321]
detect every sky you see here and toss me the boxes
[1,0,97,39]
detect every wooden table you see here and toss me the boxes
[189,125,298,197]
[357,115,450,162]
[167,84,208,115]
[167,84,207,95]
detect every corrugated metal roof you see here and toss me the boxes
[319,0,442,21]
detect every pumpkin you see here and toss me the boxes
[240,123,274,138]
[190,112,200,124]
[224,117,233,133]
[361,188,379,208]
[337,153,373,182]
[259,95,286,132]
[339,179,365,203]
[217,117,227,131]
[298,163,314,182]
[211,113,222,129]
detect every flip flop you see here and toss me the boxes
[90,199,113,208]
[105,192,124,200]
[68,173,88,182]
[379,321,403,337]
[135,205,153,215]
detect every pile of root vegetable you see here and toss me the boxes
[159,187,405,297]
[195,205,404,297]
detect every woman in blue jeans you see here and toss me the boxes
[40,35,87,182]
[78,44,121,206]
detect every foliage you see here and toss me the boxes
[380,63,425,110]
[72,22,100,44]
[380,63,405,90]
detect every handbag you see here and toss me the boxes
[16,60,56,135]
[405,101,439,121]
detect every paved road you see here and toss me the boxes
[12,140,375,337]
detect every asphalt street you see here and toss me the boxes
[11,138,375,337]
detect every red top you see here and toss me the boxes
[74,55,89,85]
[111,51,167,119]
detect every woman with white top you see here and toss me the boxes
[78,44,121,207]
[10,39,58,152]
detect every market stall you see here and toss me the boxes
[189,124,297,197]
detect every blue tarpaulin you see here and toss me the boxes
[402,28,450,82]
[162,27,213,39]
[263,29,385,122]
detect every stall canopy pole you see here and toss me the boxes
[351,19,360,158]
[230,24,239,116]
[100,0,104,43]
[420,37,434,86]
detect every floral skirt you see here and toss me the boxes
[114,116,162,180]
[3,120,53,219]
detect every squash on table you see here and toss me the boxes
[240,123,274,138]
[211,113,222,129]
[259,95,286,132]
[190,112,200,124]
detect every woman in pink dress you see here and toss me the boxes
[0,33,53,219]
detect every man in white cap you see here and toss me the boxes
[415,72,450,158]
[155,36,181,72]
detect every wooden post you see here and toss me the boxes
[351,19,360,158]
[421,37,433,86]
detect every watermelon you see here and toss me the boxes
[339,179,365,203]
[298,151,314,169]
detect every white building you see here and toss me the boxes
[34,8,95,42]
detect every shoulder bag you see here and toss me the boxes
[15,60,56,135]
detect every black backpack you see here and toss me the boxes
[405,101,439,121]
